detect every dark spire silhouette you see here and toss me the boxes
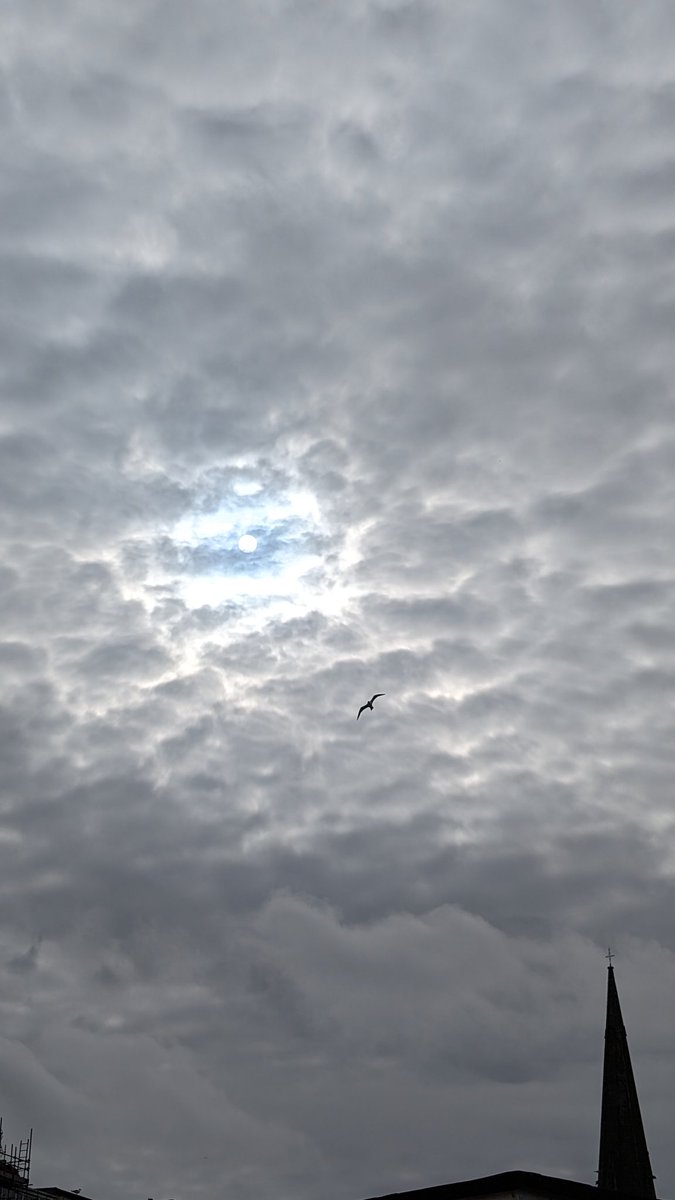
[598,954,656,1198]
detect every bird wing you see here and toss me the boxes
[357,704,368,719]
[370,693,385,703]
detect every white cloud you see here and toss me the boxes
[2,0,675,1197]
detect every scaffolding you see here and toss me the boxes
[0,1120,32,1200]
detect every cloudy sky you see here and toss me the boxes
[2,2,675,1198]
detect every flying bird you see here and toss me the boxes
[357,693,385,720]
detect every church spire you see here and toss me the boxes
[598,954,656,1198]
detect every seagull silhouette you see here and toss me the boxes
[357,693,385,720]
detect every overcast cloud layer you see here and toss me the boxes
[2,3,675,1199]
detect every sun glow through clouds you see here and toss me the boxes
[110,469,369,670]
[116,479,362,641]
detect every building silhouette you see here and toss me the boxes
[364,960,659,1200]
[598,963,655,1197]
[0,956,661,1200]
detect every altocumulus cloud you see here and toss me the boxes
[1,2,675,1199]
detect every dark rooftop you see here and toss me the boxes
[363,1169,664,1200]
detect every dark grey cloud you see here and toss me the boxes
[2,2,675,1199]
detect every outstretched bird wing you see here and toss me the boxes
[369,693,385,704]
[357,704,368,720]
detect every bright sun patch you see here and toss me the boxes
[115,473,361,653]
[150,482,345,621]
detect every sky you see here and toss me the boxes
[2,2,675,1198]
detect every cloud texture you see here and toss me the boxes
[2,2,675,1198]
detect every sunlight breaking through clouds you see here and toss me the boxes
[113,472,364,649]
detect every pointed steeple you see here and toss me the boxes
[598,956,656,1198]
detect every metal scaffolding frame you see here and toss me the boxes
[0,1120,32,1200]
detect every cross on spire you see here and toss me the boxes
[606,946,615,966]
